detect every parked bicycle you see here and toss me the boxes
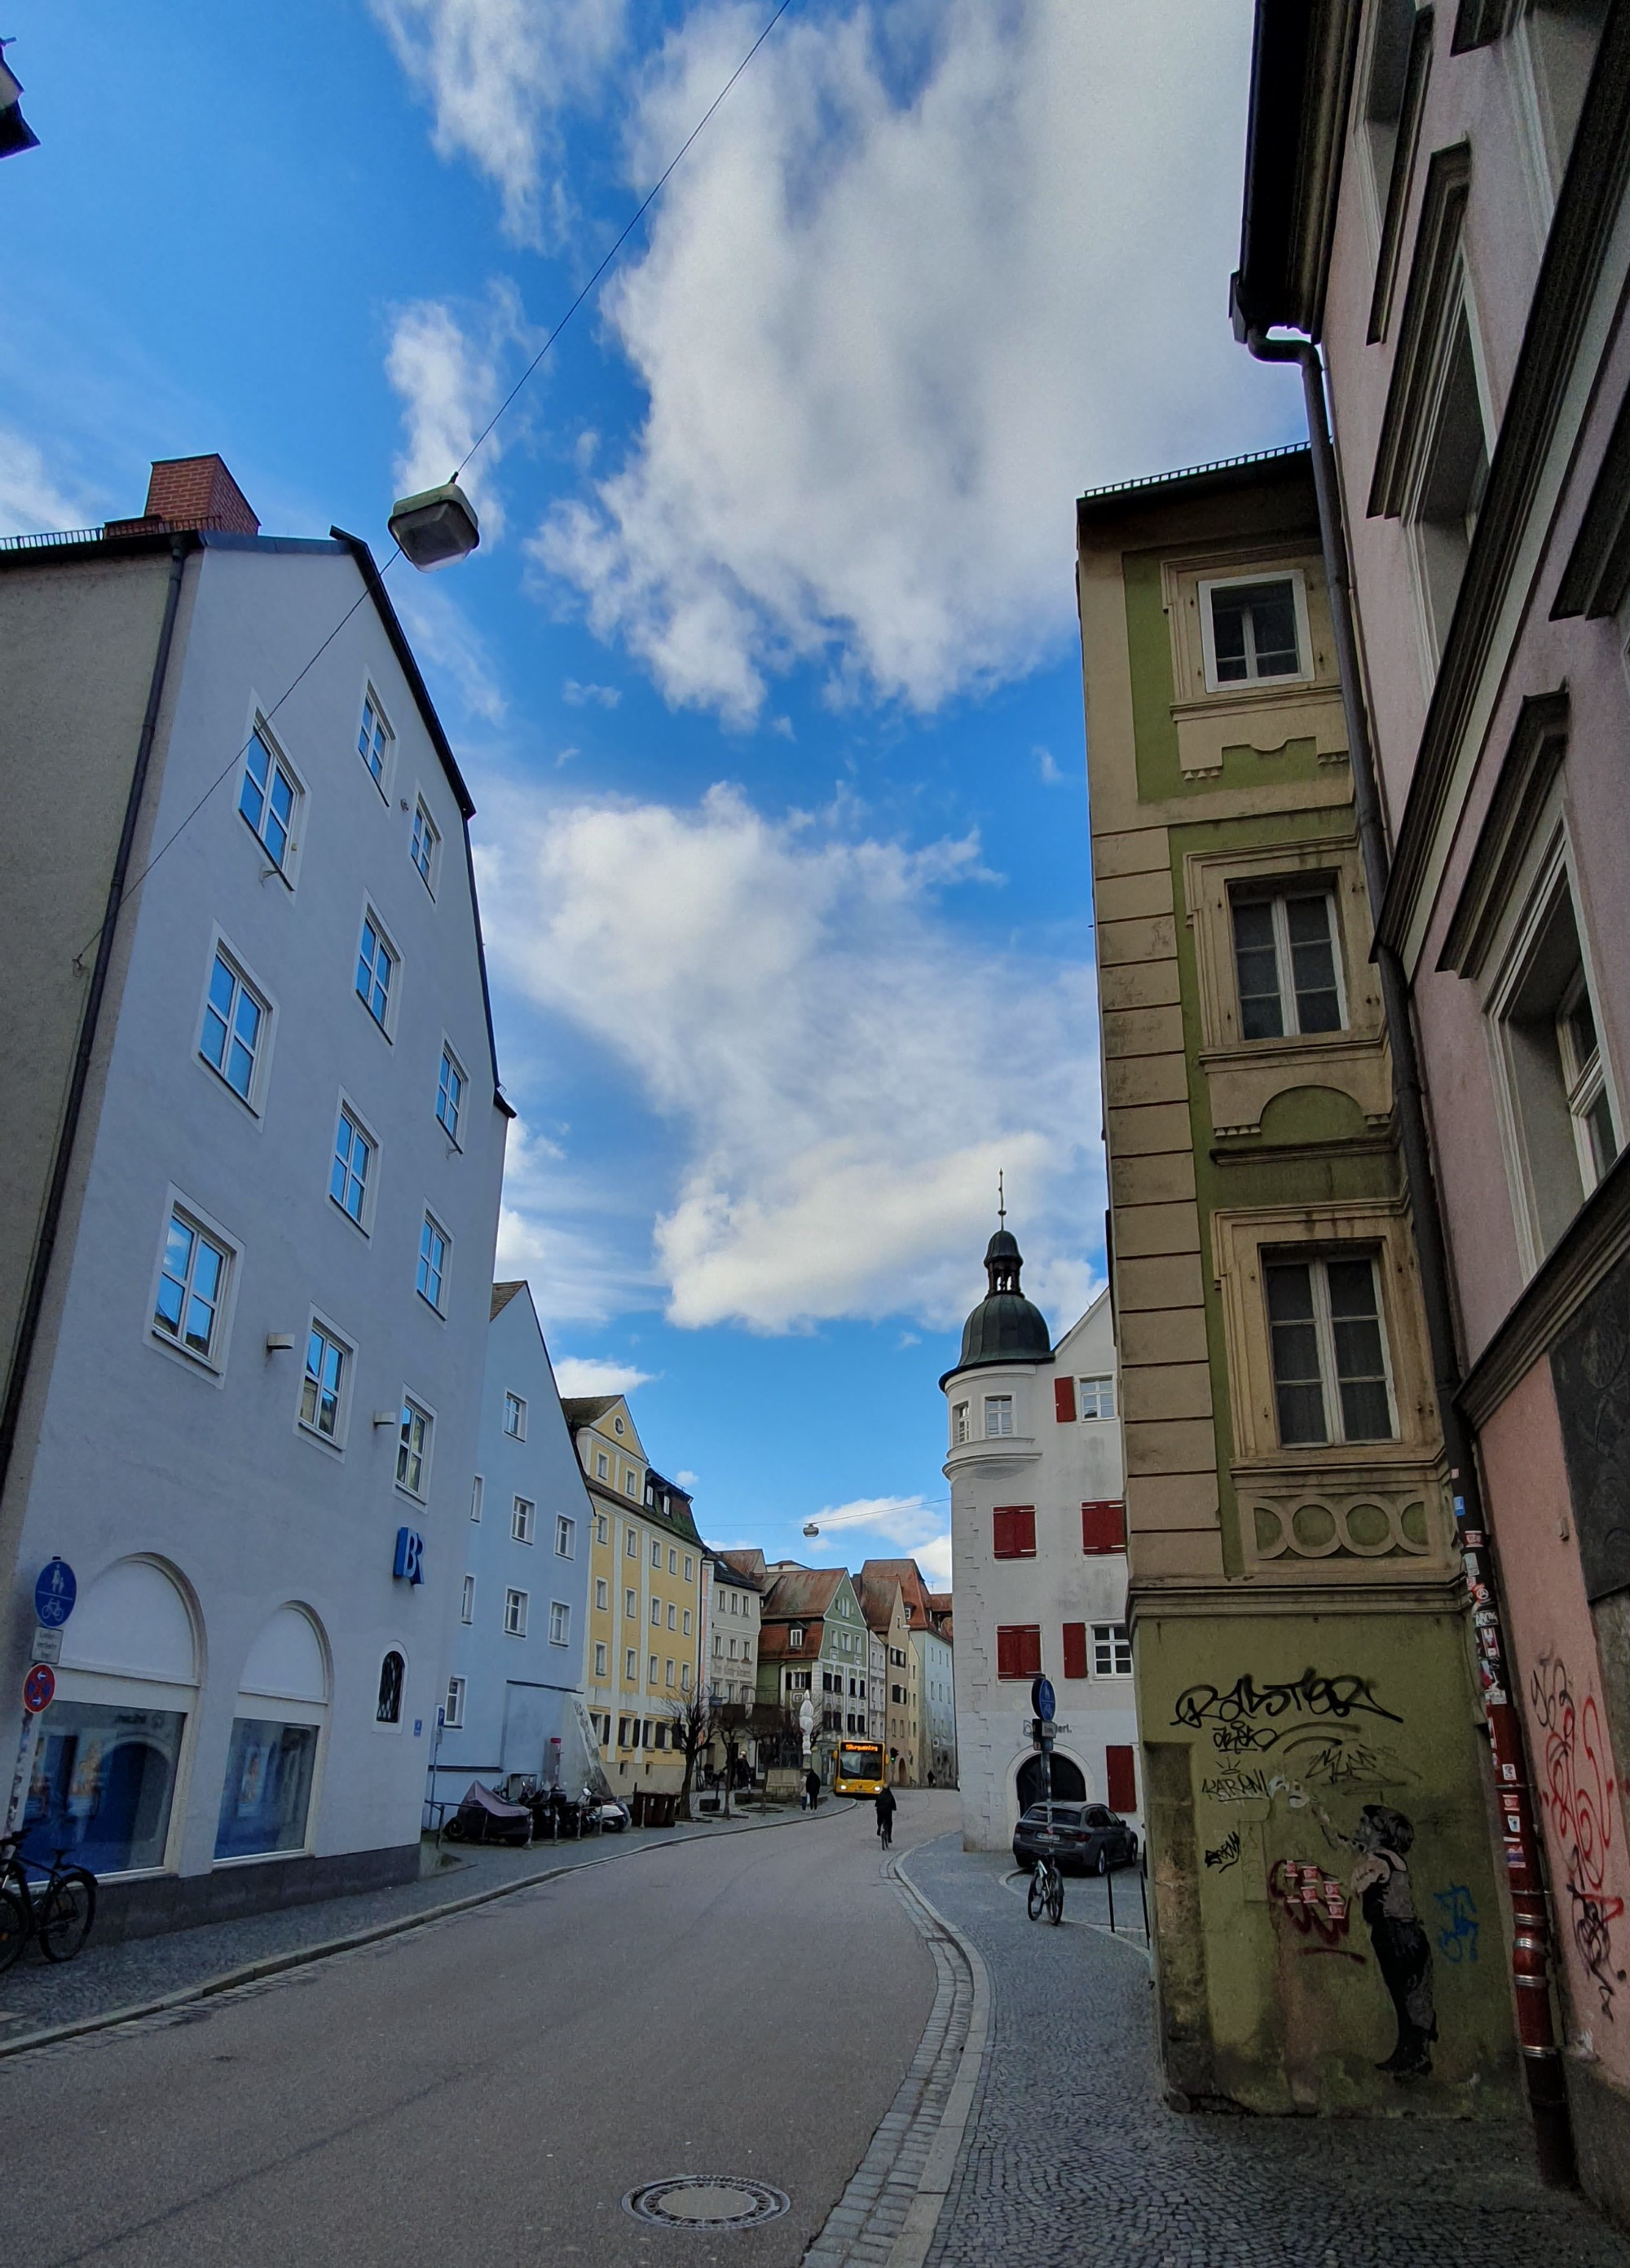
[0,1833,97,1970]
[1027,1851,1064,1926]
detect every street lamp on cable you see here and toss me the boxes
[388,479,480,571]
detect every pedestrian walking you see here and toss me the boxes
[804,1766,822,1811]
[874,1785,896,1850]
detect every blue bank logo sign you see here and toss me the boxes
[394,1528,425,1585]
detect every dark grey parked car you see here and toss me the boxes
[1012,1801,1138,1876]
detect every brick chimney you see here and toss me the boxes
[106,455,259,539]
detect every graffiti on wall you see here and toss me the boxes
[1350,1806,1438,2078]
[1530,1653,1627,2019]
[1267,1857,1354,1949]
[1204,1828,1241,1871]
[1433,1884,1479,1965]
[1174,1668,1404,1740]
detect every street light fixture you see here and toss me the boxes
[388,479,480,571]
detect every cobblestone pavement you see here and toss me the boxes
[0,1799,820,2049]
[906,1836,1630,2268]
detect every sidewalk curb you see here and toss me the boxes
[883,1851,992,2268]
[0,1797,855,2064]
[998,1864,1152,1961]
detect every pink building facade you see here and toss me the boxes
[1235,0,1630,2222]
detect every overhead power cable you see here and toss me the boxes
[72,0,800,968]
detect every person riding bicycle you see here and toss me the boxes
[874,1785,896,1848]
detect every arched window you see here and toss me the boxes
[377,1650,405,1725]
[216,1606,330,1862]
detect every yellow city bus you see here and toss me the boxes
[833,1740,887,1797]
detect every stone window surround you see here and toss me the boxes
[1158,541,1346,781]
[1210,1197,1453,1577]
[1183,830,1390,1138]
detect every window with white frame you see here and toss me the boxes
[470,1475,484,1522]
[665,1658,675,1686]
[624,1470,637,1496]
[1078,1375,1117,1419]
[330,1105,373,1227]
[650,1539,661,1568]
[1265,1254,1395,1447]
[443,1675,465,1728]
[595,1578,608,1611]
[650,1598,662,1626]
[239,723,299,876]
[555,1515,575,1558]
[355,910,397,1032]
[683,1554,694,1582]
[411,798,441,894]
[596,1516,608,1546]
[984,1394,1014,1438]
[1492,866,1619,1260]
[1092,1623,1132,1678]
[597,1452,610,1480]
[1231,884,1345,1039]
[460,1574,474,1625]
[625,1648,637,1682]
[200,946,267,1105]
[648,1653,659,1683]
[550,1601,570,1647]
[358,687,393,792]
[624,1528,637,1556]
[503,1392,526,1439]
[1409,302,1490,663]
[436,1047,465,1145]
[300,1322,349,1442]
[625,1588,637,1618]
[666,1604,676,1631]
[683,1609,692,1635]
[681,1663,691,1691]
[1199,572,1310,691]
[153,1207,231,1366]
[416,1213,449,1313]
[504,1588,528,1638]
[397,1398,432,1496]
[512,1496,535,1544]
[594,1642,608,1679]
[952,1401,970,1445]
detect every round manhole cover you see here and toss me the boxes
[623,2177,791,2230]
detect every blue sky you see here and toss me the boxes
[2,1,1302,1582]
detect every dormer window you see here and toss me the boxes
[1199,571,1311,691]
[789,1626,804,1648]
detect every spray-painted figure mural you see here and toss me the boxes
[1350,1804,1436,2079]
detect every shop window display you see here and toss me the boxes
[24,1701,187,1874]
[214,1717,319,1860]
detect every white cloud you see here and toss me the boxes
[675,1468,700,1487]
[798,1494,952,1586]
[535,0,1293,721]
[477,781,1101,1332]
[494,1117,658,1327]
[1036,746,1065,786]
[385,287,526,540]
[562,678,622,708]
[369,0,626,245]
[393,580,508,722]
[0,429,101,536]
[550,1355,655,1398]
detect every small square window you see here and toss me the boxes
[330,1107,374,1229]
[397,1397,433,1497]
[416,1213,449,1313]
[1200,574,1308,689]
[411,798,441,894]
[239,723,300,876]
[436,1048,465,1145]
[504,1588,529,1638]
[300,1323,349,1442]
[1231,885,1345,1039]
[444,1675,465,1727]
[460,1574,475,1625]
[355,910,398,1032]
[550,1601,570,1647]
[200,946,267,1105]
[984,1395,1014,1438]
[555,1515,575,1558]
[153,1207,231,1366]
[512,1497,535,1544]
[1091,1622,1133,1678]
[503,1392,526,1440]
[1078,1375,1117,1420]
[359,687,394,792]
[470,1476,484,1522]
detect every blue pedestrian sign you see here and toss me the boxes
[1030,1675,1056,1727]
[34,1560,76,1628]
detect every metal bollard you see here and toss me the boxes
[1106,1856,1117,1934]
[1139,1847,1149,1938]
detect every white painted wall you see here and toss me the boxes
[944,1291,1140,1852]
[7,536,507,1891]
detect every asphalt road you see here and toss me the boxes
[1,1792,957,2268]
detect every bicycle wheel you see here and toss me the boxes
[1027,1868,1046,1921]
[0,1887,28,1975]
[39,1869,95,1962]
[1047,1871,1064,1925]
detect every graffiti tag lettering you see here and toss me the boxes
[1433,1883,1479,1965]
[1531,1654,1627,2019]
[1200,1768,1308,1810]
[1174,1669,1403,1735]
[1210,1723,1280,1754]
[1204,1829,1241,1871]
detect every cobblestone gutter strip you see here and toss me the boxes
[803,1851,990,2268]
[0,1800,852,2066]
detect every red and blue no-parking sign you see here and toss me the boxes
[23,1662,55,1714]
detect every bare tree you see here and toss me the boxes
[663,1688,725,1822]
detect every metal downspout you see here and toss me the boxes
[1243,328,1575,2186]
[0,538,189,1509]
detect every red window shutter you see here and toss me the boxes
[993,1507,1036,1560]
[1062,1622,1088,1679]
[1020,1626,1042,1676]
[1054,1376,1076,1423]
[996,1626,1019,1678]
[1082,1499,1126,1554]
[1106,1745,1138,1813]
[992,1508,1012,1558]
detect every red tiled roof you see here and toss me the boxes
[760,1565,846,1622]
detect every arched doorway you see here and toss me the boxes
[1015,1751,1086,1814]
